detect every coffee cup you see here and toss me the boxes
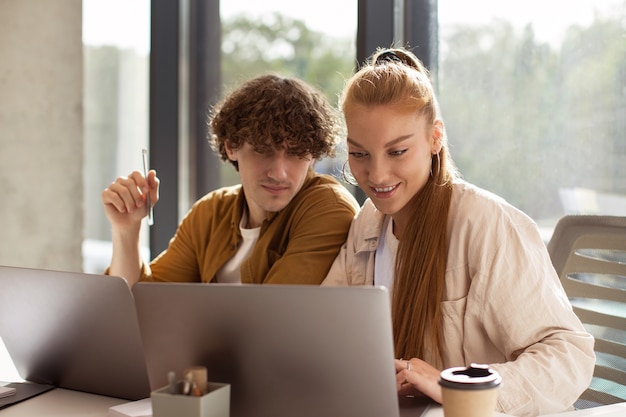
[438,363,502,417]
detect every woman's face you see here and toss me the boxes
[346,104,441,219]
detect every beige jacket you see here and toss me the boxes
[323,180,595,417]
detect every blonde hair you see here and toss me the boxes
[341,47,457,365]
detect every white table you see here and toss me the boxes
[0,388,469,417]
[0,388,128,416]
[1,387,624,417]
[2,345,624,417]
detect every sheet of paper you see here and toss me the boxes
[108,397,152,417]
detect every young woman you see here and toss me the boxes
[323,47,595,416]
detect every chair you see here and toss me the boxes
[547,215,626,409]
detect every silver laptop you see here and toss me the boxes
[133,282,432,417]
[0,265,151,400]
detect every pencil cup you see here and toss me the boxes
[151,382,230,417]
[438,364,501,417]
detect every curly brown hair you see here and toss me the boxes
[208,74,342,171]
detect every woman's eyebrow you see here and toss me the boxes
[347,137,362,148]
[383,135,412,147]
[347,134,412,149]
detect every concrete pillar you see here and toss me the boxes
[0,0,83,271]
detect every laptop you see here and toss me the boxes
[0,266,151,401]
[132,282,433,417]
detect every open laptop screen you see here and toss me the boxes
[133,283,406,417]
[0,266,151,400]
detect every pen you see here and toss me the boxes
[141,148,154,226]
[165,368,207,396]
[182,372,193,395]
[168,371,176,394]
[184,366,208,395]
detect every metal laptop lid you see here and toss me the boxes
[133,283,410,417]
[0,266,151,400]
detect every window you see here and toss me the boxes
[81,0,625,269]
[219,0,358,188]
[82,0,358,269]
[82,0,150,272]
[438,0,626,239]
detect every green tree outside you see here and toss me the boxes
[439,4,626,222]
[219,8,626,222]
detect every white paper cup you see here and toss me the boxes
[439,364,502,417]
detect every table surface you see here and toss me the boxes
[0,387,624,417]
[0,388,128,417]
[2,389,451,417]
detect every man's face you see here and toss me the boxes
[225,142,315,228]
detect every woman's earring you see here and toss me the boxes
[342,160,358,186]
[430,152,441,178]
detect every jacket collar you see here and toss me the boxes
[355,199,387,254]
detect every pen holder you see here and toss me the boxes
[151,382,230,417]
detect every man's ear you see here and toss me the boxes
[225,143,238,162]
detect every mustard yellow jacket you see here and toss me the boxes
[141,171,358,284]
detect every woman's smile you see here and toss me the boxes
[371,183,399,198]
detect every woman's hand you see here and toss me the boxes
[395,358,443,404]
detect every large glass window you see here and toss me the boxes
[80,0,624,273]
[82,0,357,272]
[219,0,358,187]
[82,0,150,272]
[438,0,626,239]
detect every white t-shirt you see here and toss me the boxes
[374,215,398,291]
[216,213,260,284]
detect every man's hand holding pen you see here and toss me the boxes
[101,149,160,287]
[101,161,160,230]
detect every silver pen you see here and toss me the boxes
[168,371,177,394]
[141,148,154,226]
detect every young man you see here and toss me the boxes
[102,74,358,287]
